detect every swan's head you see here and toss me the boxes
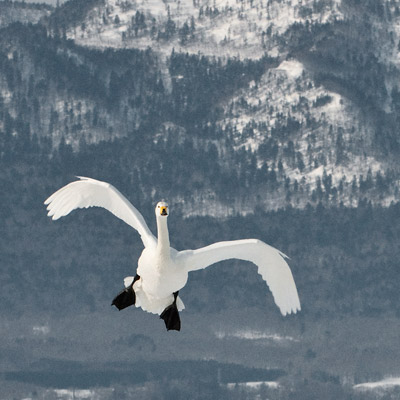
[155,201,169,217]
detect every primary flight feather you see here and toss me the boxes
[45,177,301,331]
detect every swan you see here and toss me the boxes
[44,177,301,331]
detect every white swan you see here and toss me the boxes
[45,177,301,331]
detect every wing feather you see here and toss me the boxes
[44,177,156,248]
[177,239,300,316]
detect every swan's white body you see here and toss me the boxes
[45,177,301,316]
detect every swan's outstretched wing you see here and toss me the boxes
[177,239,300,316]
[44,177,156,248]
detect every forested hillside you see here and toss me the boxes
[0,22,398,215]
[0,1,52,28]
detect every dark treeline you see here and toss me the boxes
[169,51,273,123]
[5,359,284,388]
[46,0,105,35]
[0,0,53,11]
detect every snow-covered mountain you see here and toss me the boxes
[62,0,342,59]
[46,0,399,206]
[1,0,400,213]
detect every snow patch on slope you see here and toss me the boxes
[277,59,304,79]
[354,377,400,391]
[215,329,299,342]
[70,0,344,60]
[220,58,380,191]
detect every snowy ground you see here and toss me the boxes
[353,377,400,391]
[215,329,299,342]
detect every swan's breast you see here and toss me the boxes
[136,247,188,298]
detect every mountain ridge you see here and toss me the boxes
[0,0,399,214]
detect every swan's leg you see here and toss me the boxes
[160,291,181,331]
[111,274,140,311]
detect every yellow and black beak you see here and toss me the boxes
[160,206,168,216]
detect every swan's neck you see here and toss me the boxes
[156,216,170,257]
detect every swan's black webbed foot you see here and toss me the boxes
[111,275,140,311]
[160,291,181,331]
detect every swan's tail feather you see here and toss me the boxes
[124,276,135,288]
[176,296,185,311]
